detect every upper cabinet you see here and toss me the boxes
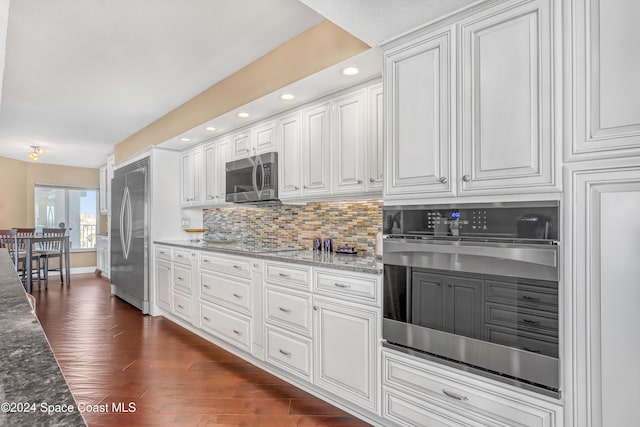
[99,154,115,215]
[332,90,367,194]
[203,137,230,206]
[230,121,277,161]
[302,102,333,197]
[278,111,303,199]
[180,146,203,207]
[367,84,384,191]
[566,0,640,160]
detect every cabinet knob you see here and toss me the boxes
[303,185,308,189]
[462,175,471,182]
[313,306,318,311]
[439,176,447,184]
[294,186,299,190]
[369,177,375,183]
[357,179,363,184]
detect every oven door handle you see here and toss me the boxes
[383,239,557,268]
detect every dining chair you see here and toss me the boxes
[0,229,21,269]
[37,227,67,284]
[15,228,42,284]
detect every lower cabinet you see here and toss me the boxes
[155,259,172,312]
[96,235,110,279]
[265,326,313,382]
[200,301,251,352]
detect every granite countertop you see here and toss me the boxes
[155,240,383,275]
[0,250,86,427]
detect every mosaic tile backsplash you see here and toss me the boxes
[203,199,383,253]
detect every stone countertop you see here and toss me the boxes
[0,250,86,427]
[155,240,383,275]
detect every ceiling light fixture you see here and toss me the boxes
[237,112,250,118]
[29,146,45,161]
[342,66,359,76]
[280,93,295,101]
[205,126,216,131]
[180,137,191,142]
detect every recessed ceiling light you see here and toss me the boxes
[237,112,250,118]
[342,67,359,76]
[280,93,295,101]
[180,137,191,142]
[205,126,216,131]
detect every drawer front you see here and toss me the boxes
[155,246,172,261]
[486,280,557,311]
[201,271,251,314]
[173,291,192,322]
[265,262,311,291]
[173,248,194,266]
[265,287,312,336]
[265,327,312,381]
[315,269,379,305]
[172,264,192,294]
[200,253,251,279]
[485,325,558,358]
[383,352,552,427]
[200,303,251,351]
[486,303,558,334]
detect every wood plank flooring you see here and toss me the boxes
[35,274,371,426]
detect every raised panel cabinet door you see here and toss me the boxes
[216,138,230,203]
[155,260,172,311]
[444,276,484,340]
[567,0,640,159]
[333,90,367,194]
[231,131,251,160]
[368,83,384,191]
[459,0,556,193]
[411,271,445,331]
[277,111,303,199]
[203,143,217,203]
[571,166,640,427]
[191,147,203,204]
[253,121,277,155]
[180,151,193,205]
[302,103,331,196]
[313,298,378,412]
[384,28,453,199]
[99,165,108,214]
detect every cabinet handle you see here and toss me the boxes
[203,316,210,322]
[203,259,211,263]
[233,293,242,299]
[177,254,184,258]
[177,304,184,309]
[177,276,184,281]
[278,349,291,357]
[522,295,541,302]
[294,186,299,190]
[442,389,468,401]
[334,282,351,289]
[159,251,166,255]
[203,284,211,289]
[253,263,258,268]
[303,185,308,189]
[232,265,242,269]
[522,318,540,325]
[278,307,292,313]
[233,329,242,335]
[523,347,542,354]
[313,306,318,311]
[439,176,447,184]
[369,177,375,183]
[357,179,363,184]
[278,273,290,278]
[462,175,471,182]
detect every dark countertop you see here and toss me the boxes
[0,250,86,426]
[154,240,383,275]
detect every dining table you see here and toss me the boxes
[16,234,71,293]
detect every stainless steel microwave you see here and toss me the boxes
[225,152,278,203]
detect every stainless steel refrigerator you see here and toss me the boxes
[110,157,149,313]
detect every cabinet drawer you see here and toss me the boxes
[383,352,555,427]
[173,291,192,322]
[265,327,312,381]
[265,287,312,336]
[315,269,380,305]
[173,264,192,294]
[265,262,311,291]
[200,253,251,279]
[201,271,251,314]
[173,248,194,266]
[486,303,558,334]
[485,324,558,358]
[155,246,172,261]
[200,303,251,351]
[486,280,557,311]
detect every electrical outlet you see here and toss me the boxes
[181,217,190,228]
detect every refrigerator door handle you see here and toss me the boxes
[121,186,132,260]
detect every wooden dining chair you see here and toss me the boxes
[15,228,42,284]
[37,228,67,284]
[0,229,21,270]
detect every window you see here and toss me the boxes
[34,185,99,250]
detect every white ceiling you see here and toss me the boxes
[0,0,480,169]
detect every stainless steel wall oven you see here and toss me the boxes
[383,202,560,397]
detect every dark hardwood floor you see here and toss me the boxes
[35,274,371,426]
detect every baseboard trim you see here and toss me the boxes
[70,267,97,274]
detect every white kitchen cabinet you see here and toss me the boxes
[200,301,252,352]
[96,235,110,279]
[302,102,332,197]
[180,146,203,206]
[384,27,454,200]
[203,137,229,205]
[332,89,367,194]
[313,296,379,413]
[566,0,640,160]
[99,154,115,214]
[230,121,277,160]
[155,259,172,312]
[458,0,557,194]
[368,83,384,191]
[569,164,640,427]
[277,111,303,200]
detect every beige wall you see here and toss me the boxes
[0,156,100,268]
[115,20,369,162]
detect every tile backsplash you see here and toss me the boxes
[203,199,383,252]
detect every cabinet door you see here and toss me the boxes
[445,276,484,340]
[459,0,556,193]
[155,260,172,311]
[253,121,277,155]
[231,131,251,160]
[180,151,193,205]
[368,83,384,191]
[99,165,108,214]
[332,90,366,194]
[203,143,217,203]
[572,166,640,427]
[384,29,453,199]
[302,103,332,196]
[277,111,303,199]
[216,138,230,203]
[191,146,203,204]
[106,154,114,213]
[313,297,378,412]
